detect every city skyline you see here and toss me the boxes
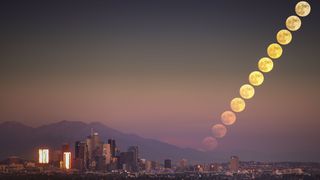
[1,0,320,162]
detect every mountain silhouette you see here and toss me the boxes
[0,120,220,164]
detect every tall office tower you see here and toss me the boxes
[164,159,171,169]
[63,152,72,170]
[229,156,240,172]
[75,141,88,170]
[107,139,116,157]
[61,143,70,163]
[38,149,49,164]
[103,143,111,165]
[119,151,135,171]
[128,146,139,171]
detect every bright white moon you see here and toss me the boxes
[286,15,301,31]
[295,1,311,17]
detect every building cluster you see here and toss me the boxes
[1,133,320,180]
[36,131,141,172]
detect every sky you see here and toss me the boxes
[0,0,320,161]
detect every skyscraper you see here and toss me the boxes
[38,149,49,164]
[107,139,116,157]
[103,143,111,165]
[63,152,71,170]
[229,156,240,172]
[128,146,139,171]
[75,141,88,171]
[61,143,71,170]
[164,159,171,169]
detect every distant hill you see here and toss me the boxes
[0,120,221,164]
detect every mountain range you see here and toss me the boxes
[0,120,224,164]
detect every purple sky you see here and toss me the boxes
[0,0,320,161]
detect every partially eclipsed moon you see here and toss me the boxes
[211,124,227,138]
[230,97,246,112]
[295,1,311,17]
[267,43,283,59]
[286,15,301,31]
[249,71,264,86]
[202,136,218,150]
[221,111,236,125]
[258,57,273,73]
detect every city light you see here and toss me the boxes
[38,149,49,164]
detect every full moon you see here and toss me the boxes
[277,29,292,45]
[249,71,264,86]
[202,136,218,150]
[258,57,273,73]
[211,124,227,138]
[221,111,236,125]
[239,84,255,99]
[286,15,301,31]
[230,97,246,112]
[267,43,283,59]
[295,1,311,17]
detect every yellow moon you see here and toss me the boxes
[277,29,292,45]
[211,124,227,138]
[258,57,273,73]
[221,111,236,125]
[295,1,311,17]
[286,15,301,31]
[230,97,246,112]
[267,43,283,59]
[239,84,255,99]
[249,71,264,86]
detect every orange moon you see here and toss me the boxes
[211,124,227,138]
[202,136,218,150]
[221,111,236,125]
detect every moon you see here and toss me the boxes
[230,97,246,112]
[202,136,218,150]
[221,111,236,125]
[277,29,292,45]
[249,71,264,86]
[286,15,301,31]
[267,43,283,59]
[295,1,311,17]
[239,84,255,99]
[258,57,273,73]
[211,124,227,138]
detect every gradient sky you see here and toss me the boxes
[1,0,320,161]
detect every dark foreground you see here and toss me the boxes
[1,173,320,180]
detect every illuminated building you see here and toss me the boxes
[103,143,111,164]
[38,149,49,164]
[63,152,71,170]
[230,156,240,172]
